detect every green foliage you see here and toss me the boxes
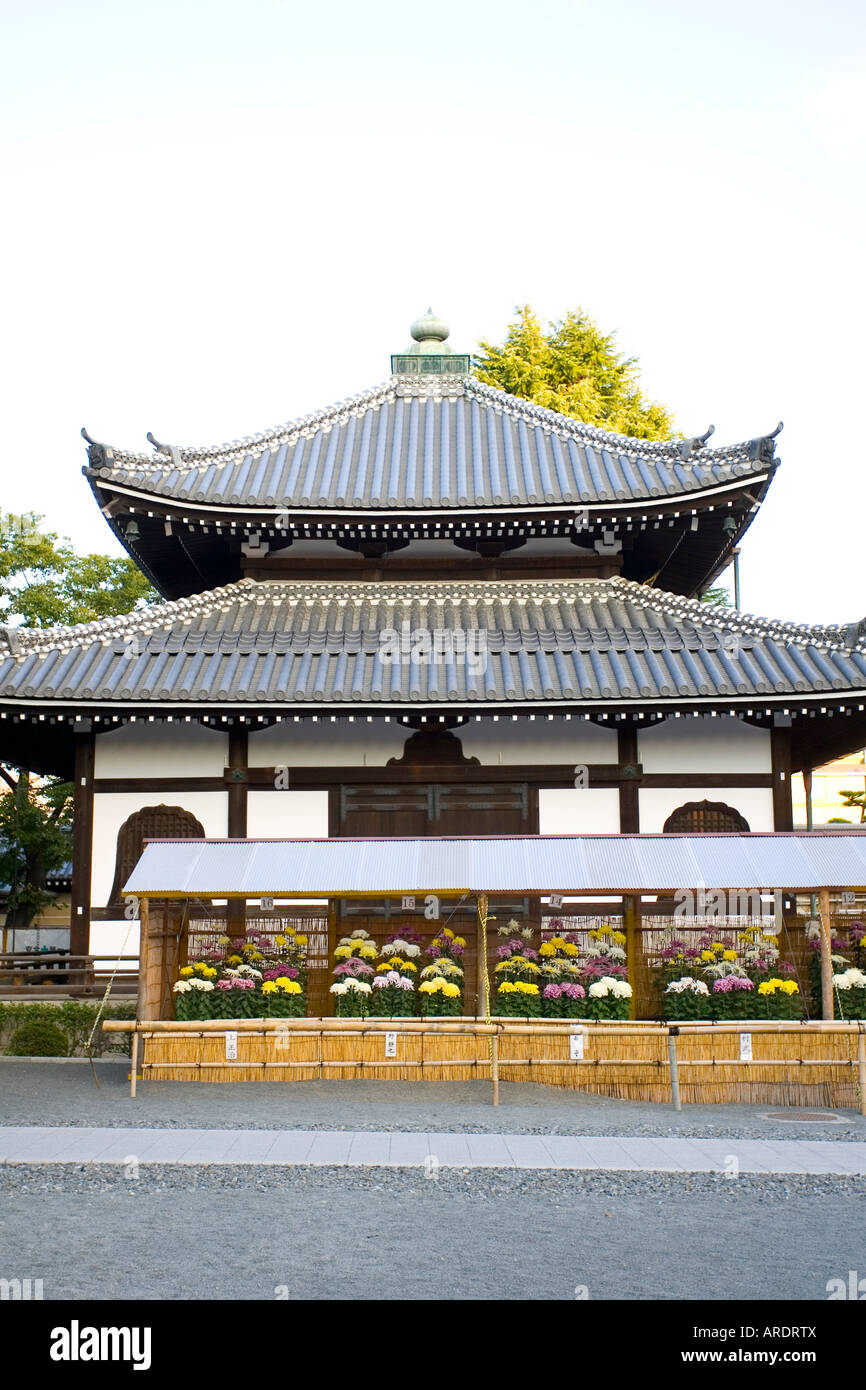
[474,305,676,440]
[0,510,157,628]
[0,1000,136,1056]
[837,789,866,824]
[7,1019,70,1056]
[0,775,73,925]
[700,586,732,606]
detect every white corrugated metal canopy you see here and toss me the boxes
[124,832,866,897]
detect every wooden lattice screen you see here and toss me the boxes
[109,805,206,907]
[662,799,750,834]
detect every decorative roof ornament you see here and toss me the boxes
[391,309,471,377]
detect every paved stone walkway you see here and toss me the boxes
[2,1126,865,1172]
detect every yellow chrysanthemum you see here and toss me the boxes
[358,945,378,960]
[334,945,352,960]
[780,980,799,995]
[701,950,715,962]
[722,950,737,962]
[443,929,454,939]
[227,955,243,966]
[295,935,308,947]
[262,981,276,994]
[179,966,193,977]
[539,943,556,957]
[275,978,302,994]
[498,981,516,994]
[453,937,466,948]
[515,981,539,995]
[561,943,579,957]
[274,935,287,947]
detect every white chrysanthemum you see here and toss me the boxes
[349,929,370,940]
[382,939,408,955]
[173,980,191,993]
[605,945,627,962]
[188,978,214,991]
[401,942,421,957]
[612,980,633,998]
[345,978,372,994]
[330,981,348,995]
[588,977,616,998]
[520,927,533,940]
[833,968,866,989]
[236,965,262,979]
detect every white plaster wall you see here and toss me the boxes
[638,787,774,833]
[90,919,141,962]
[461,717,617,765]
[637,715,771,774]
[247,790,329,837]
[94,721,228,777]
[539,788,621,834]
[248,721,406,767]
[91,791,228,907]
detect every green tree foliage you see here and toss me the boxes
[837,788,866,824]
[0,511,156,628]
[475,305,676,440]
[700,586,732,606]
[0,771,73,929]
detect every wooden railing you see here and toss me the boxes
[0,953,139,997]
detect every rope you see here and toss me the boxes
[85,903,139,1086]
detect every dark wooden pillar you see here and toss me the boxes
[227,723,248,936]
[227,723,248,837]
[770,719,793,831]
[70,721,95,965]
[617,722,640,832]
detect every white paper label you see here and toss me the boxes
[385,1031,397,1057]
[260,896,274,911]
[549,894,564,909]
[841,891,856,906]
[225,1031,238,1060]
[569,1032,584,1060]
[739,1032,753,1062]
[401,895,415,910]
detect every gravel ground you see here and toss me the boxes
[1,1164,862,1300]
[2,1061,864,1140]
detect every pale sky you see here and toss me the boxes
[2,0,864,624]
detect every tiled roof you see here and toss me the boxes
[84,376,779,513]
[1,578,863,711]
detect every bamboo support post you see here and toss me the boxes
[818,887,834,1021]
[859,1028,866,1118]
[130,1028,139,1100]
[491,1031,499,1106]
[668,1027,681,1110]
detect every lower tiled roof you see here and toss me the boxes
[0,578,864,710]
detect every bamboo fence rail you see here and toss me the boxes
[103,1017,866,1112]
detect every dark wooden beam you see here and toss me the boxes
[70,725,95,960]
[227,724,248,838]
[771,721,793,831]
[618,724,640,832]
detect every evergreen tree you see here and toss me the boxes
[475,305,675,440]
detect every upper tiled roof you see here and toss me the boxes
[1,577,863,712]
[84,376,780,513]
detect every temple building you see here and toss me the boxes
[2,311,866,968]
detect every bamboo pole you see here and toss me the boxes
[668,1027,681,1110]
[491,1031,499,1106]
[130,1028,139,1100]
[818,887,834,1021]
[859,1027,866,1118]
